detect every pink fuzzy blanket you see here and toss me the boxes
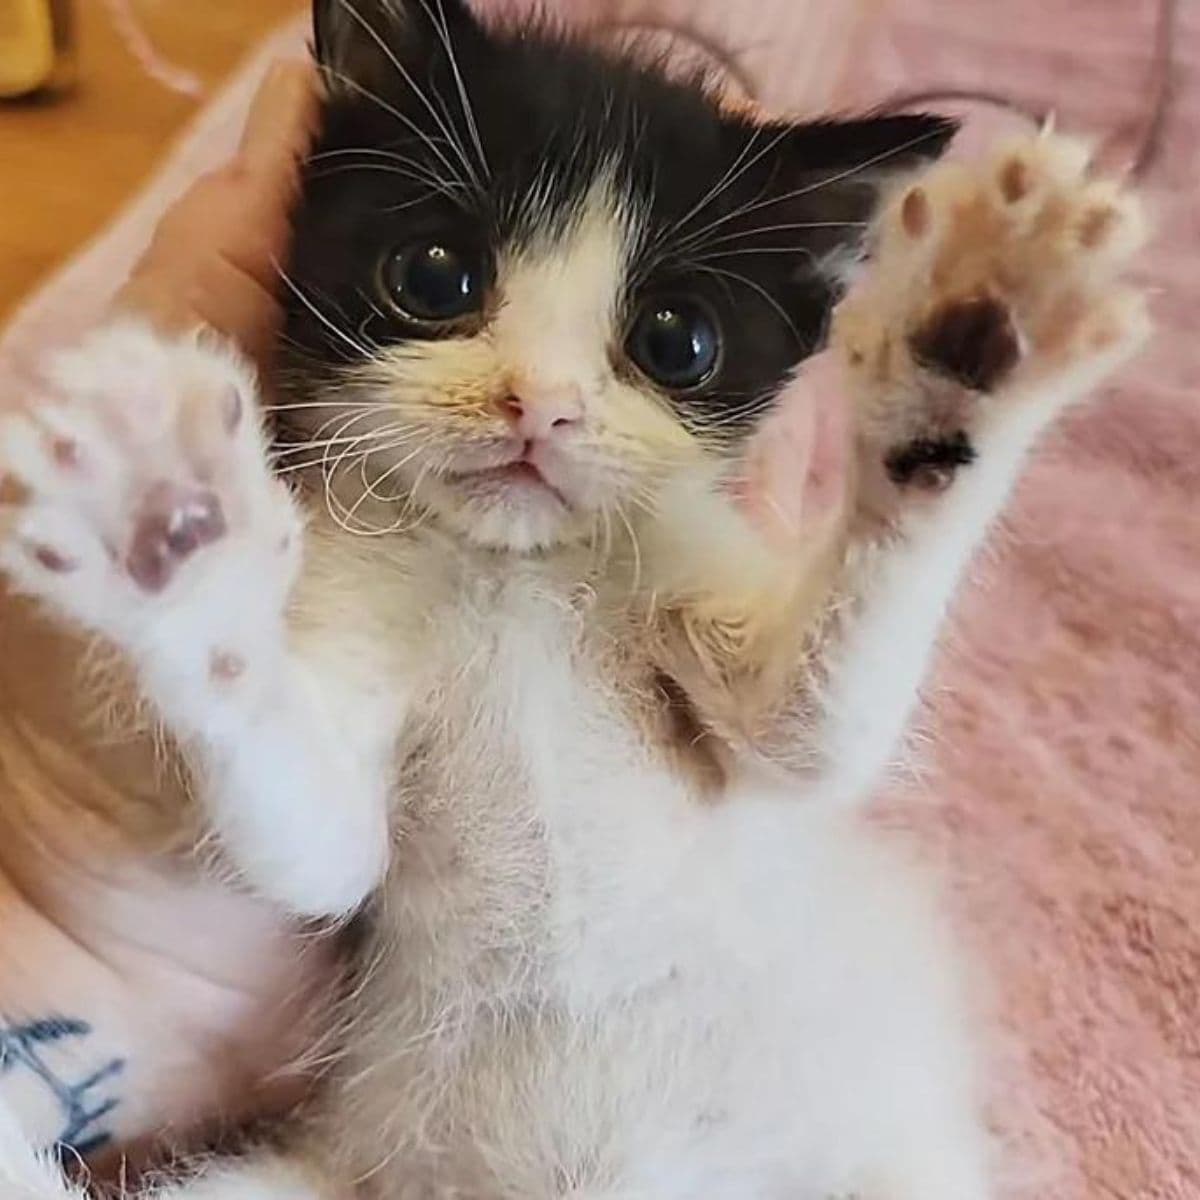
[1,3,1195,1196]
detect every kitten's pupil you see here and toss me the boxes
[382,242,482,325]
[628,297,720,391]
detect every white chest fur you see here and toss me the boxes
[352,548,702,1006]
[296,538,989,1199]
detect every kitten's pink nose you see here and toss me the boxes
[499,382,583,440]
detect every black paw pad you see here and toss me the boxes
[886,430,976,489]
[910,296,1020,392]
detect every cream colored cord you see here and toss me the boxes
[100,0,204,98]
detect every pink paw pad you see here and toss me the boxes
[28,542,76,573]
[125,482,226,593]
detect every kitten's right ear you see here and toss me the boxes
[313,0,476,94]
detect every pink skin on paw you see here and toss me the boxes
[125,481,226,593]
[209,648,247,683]
[223,385,244,433]
[50,437,80,469]
[734,351,851,551]
[27,542,76,573]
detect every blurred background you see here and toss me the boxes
[0,0,298,321]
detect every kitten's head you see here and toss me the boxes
[280,0,953,551]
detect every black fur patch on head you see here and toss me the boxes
[287,0,954,436]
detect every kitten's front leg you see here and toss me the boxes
[0,321,390,916]
[818,132,1149,804]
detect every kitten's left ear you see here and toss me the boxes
[313,0,477,93]
[777,113,957,174]
[749,112,957,228]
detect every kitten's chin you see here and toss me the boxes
[424,475,591,554]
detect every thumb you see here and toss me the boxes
[238,58,322,186]
[736,351,852,550]
[114,59,320,366]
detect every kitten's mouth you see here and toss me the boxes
[445,459,568,508]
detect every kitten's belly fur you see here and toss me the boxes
[302,536,984,1198]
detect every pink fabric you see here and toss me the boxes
[865,5,1200,1199]
[1,3,1195,1196]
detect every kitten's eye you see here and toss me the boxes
[626,296,721,391]
[380,241,483,325]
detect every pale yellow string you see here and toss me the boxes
[100,0,204,98]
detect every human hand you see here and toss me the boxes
[0,58,333,1172]
[734,350,853,553]
[113,59,319,369]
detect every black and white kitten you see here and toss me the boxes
[0,0,1146,1196]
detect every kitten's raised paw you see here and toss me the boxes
[837,131,1150,487]
[0,321,301,667]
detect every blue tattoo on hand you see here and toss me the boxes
[0,1017,125,1157]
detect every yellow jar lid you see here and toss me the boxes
[0,0,57,98]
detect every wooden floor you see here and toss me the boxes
[0,0,302,322]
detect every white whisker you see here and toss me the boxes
[332,0,483,194]
[308,160,470,205]
[669,125,949,255]
[702,219,867,248]
[420,0,489,181]
[322,64,466,192]
[651,123,790,258]
[274,264,374,359]
[689,245,822,262]
[262,400,383,414]
[614,503,643,597]
[694,263,803,347]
